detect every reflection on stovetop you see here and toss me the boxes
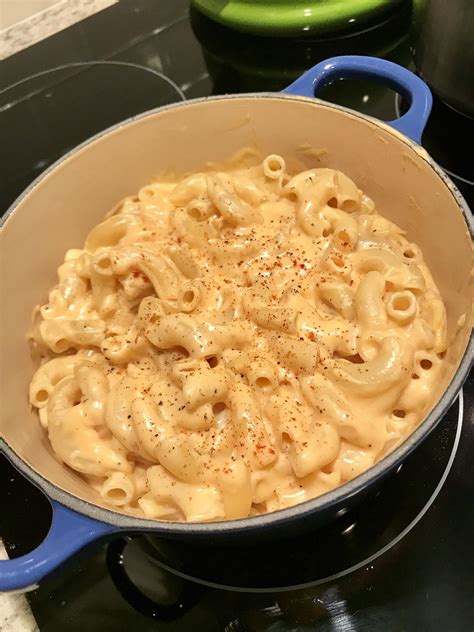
[1,1,473,629]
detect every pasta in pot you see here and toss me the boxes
[28,154,448,522]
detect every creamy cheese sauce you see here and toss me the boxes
[28,153,448,521]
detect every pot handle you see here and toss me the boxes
[0,501,118,592]
[282,55,433,143]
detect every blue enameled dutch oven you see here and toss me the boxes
[1,56,472,592]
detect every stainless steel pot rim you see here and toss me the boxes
[1,93,473,534]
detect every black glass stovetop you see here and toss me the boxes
[1,1,473,630]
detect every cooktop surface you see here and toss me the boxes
[1,1,472,630]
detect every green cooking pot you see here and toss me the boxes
[192,0,407,37]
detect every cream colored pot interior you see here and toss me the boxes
[1,96,472,511]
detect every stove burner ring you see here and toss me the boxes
[0,60,186,112]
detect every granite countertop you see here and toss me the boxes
[0,0,117,60]
[0,543,38,632]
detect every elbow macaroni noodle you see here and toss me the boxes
[29,154,448,521]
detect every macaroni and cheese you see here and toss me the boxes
[28,154,448,521]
